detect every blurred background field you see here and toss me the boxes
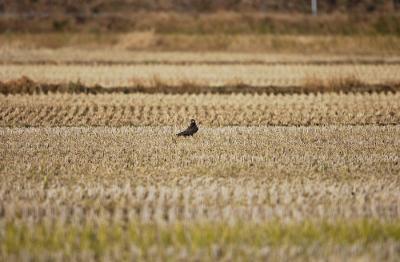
[1,0,400,35]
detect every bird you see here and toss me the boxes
[176,119,198,137]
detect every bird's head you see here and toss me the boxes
[190,119,196,125]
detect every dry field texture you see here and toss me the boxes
[1,126,400,261]
[2,34,400,53]
[1,42,400,260]
[1,93,400,127]
[1,64,400,88]
[2,48,400,65]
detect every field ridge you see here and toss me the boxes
[3,60,400,66]
[1,77,400,95]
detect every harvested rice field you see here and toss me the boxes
[1,48,400,261]
[1,64,400,87]
[1,93,400,127]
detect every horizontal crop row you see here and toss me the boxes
[1,93,399,127]
[2,49,400,65]
[1,64,399,87]
[1,180,399,225]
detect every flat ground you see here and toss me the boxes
[1,40,400,261]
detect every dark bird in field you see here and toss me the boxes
[176,119,198,137]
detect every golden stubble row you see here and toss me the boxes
[1,64,400,87]
[2,48,400,64]
[1,92,399,127]
[1,126,399,225]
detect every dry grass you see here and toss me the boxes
[2,48,400,65]
[1,92,399,127]
[0,64,399,88]
[1,126,399,260]
[2,11,400,39]
[1,126,399,223]
[1,45,399,260]
[1,76,399,95]
[1,92,399,260]
[1,33,400,54]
